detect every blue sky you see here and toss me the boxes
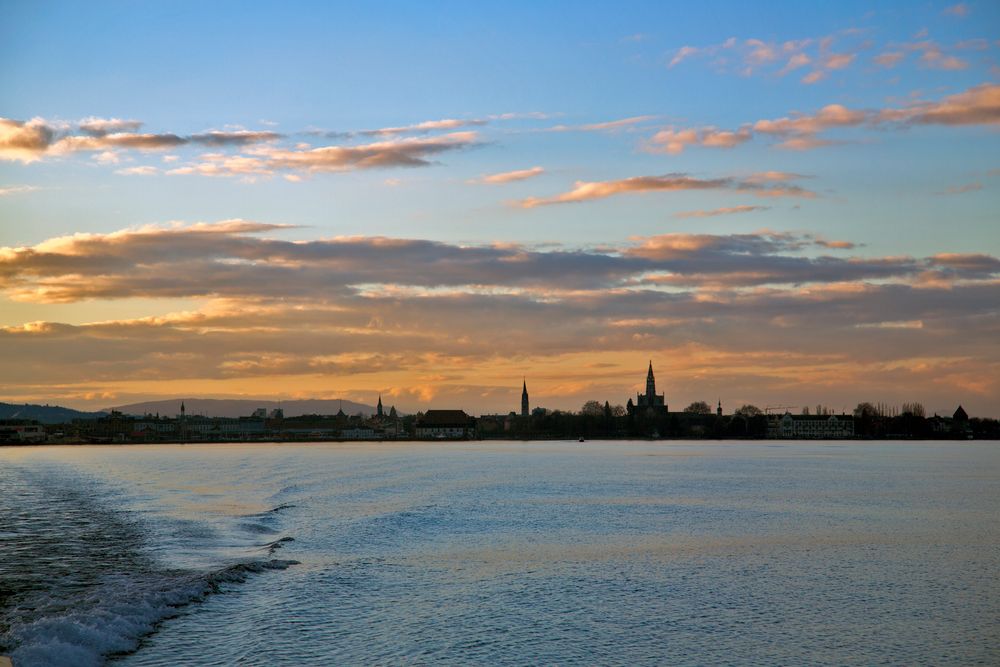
[1,1,998,415]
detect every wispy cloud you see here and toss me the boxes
[361,118,489,137]
[470,166,545,184]
[517,173,815,208]
[644,126,752,154]
[0,184,41,197]
[938,182,982,195]
[943,3,970,18]
[673,205,770,219]
[873,51,905,68]
[170,132,480,178]
[0,116,283,163]
[547,115,658,132]
[115,166,159,176]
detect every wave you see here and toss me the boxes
[4,559,298,667]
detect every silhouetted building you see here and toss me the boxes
[521,380,529,417]
[717,400,723,417]
[376,395,384,419]
[767,413,854,439]
[628,361,668,416]
[415,410,474,439]
[953,405,968,422]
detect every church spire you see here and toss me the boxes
[645,361,656,400]
[521,378,529,417]
[376,394,384,418]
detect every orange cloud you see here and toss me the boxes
[548,115,658,132]
[873,52,905,68]
[0,118,55,163]
[518,173,814,207]
[471,166,545,184]
[646,127,752,154]
[674,205,769,219]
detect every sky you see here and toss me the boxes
[1,0,999,417]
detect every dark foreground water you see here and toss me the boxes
[1,441,997,666]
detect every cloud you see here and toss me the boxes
[168,132,480,178]
[115,166,159,176]
[78,117,143,136]
[943,3,970,17]
[3,222,966,307]
[668,46,699,67]
[919,47,969,70]
[891,83,1000,126]
[188,130,283,146]
[823,53,856,70]
[0,118,55,163]
[259,132,479,174]
[754,103,866,148]
[645,127,752,154]
[778,53,811,75]
[361,118,489,137]
[873,52,905,68]
[517,173,815,208]
[0,185,40,197]
[745,39,779,65]
[471,166,545,184]
[0,118,282,163]
[548,115,658,132]
[673,205,770,219]
[939,182,983,195]
[4,222,999,414]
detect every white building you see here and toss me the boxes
[767,413,854,439]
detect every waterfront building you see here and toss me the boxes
[415,410,475,439]
[767,413,854,439]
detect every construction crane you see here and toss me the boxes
[765,405,798,415]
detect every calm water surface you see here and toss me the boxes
[1,441,997,665]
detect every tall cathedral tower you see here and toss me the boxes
[376,394,384,418]
[629,361,667,415]
[521,379,529,417]
[645,361,656,403]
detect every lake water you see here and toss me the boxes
[1,441,997,665]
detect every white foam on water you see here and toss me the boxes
[7,560,297,667]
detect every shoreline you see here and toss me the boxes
[2,435,994,447]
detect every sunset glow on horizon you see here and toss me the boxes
[2,1,999,416]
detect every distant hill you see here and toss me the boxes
[0,402,107,424]
[109,398,379,418]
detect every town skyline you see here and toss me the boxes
[3,1,999,417]
[4,357,986,422]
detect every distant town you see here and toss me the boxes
[2,363,997,444]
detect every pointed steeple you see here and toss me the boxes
[521,378,529,417]
[376,394,384,418]
[181,401,185,415]
[645,361,656,400]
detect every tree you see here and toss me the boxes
[901,402,925,418]
[853,402,877,419]
[734,404,763,417]
[580,400,604,416]
[683,401,712,415]
[611,404,627,417]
